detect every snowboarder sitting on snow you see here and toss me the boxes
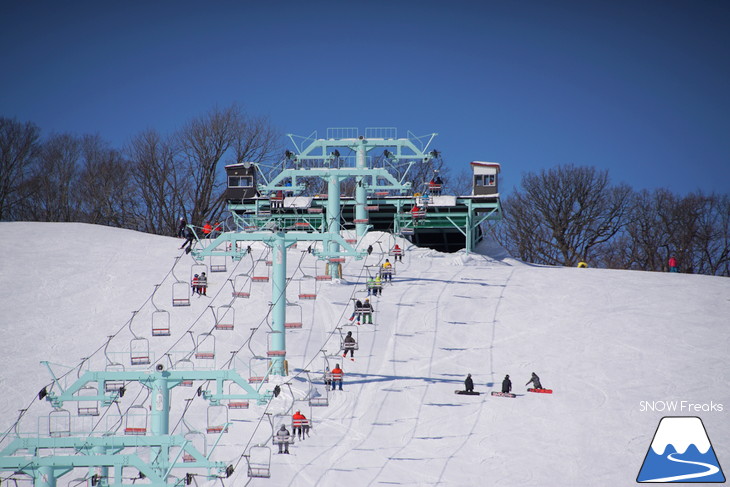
[275,425,291,454]
[343,331,357,358]
[465,373,474,393]
[502,374,512,394]
[526,372,543,390]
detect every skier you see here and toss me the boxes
[502,374,512,394]
[192,274,200,295]
[275,425,291,454]
[324,367,332,388]
[292,410,307,440]
[180,227,195,253]
[361,298,373,324]
[526,372,543,390]
[367,244,373,256]
[392,244,403,262]
[465,373,474,393]
[177,217,187,238]
[350,299,363,322]
[373,275,383,296]
[330,364,343,391]
[366,277,376,296]
[382,260,393,283]
[198,272,208,296]
[668,256,678,272]
[342,331,357,358]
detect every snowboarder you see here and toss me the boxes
[502,374,512,394]
[292,411,307,440]
[275,425,291,454]
[668,256,678,272]
[465,374,474,393]
[177,217,187,238]
[367,244,373,255]
[330,364,343,391]
[343,331,357,358]
[525,372,542,390]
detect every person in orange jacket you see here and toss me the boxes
[202,222,213,238]
[292,410,308,440]
[668,256,678,272]
[330,364,343,391]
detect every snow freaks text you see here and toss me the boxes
[639,401,724,413]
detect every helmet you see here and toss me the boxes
[365,298,369,302]
[194,274,199,277]
[347,331,352,336]
[280,425,286,430]
[295,410,300,414]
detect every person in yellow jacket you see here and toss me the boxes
[382,259,393,283]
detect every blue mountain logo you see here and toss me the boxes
[637,416,725,483]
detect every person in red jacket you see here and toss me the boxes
[668,256,678,272]
[330,364,343,391]
[292,410,308,440]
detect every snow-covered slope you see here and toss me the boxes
[1,222,728,486]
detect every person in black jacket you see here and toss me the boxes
[465,374,474,393]
[177,217,187,237]
[502,374,512,394]
[526,372,543,389]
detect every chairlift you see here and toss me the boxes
[315,260,332,281]
[195,333,216,360]
[339,324,360,353]
[175,357,195,387]
[307,207,323,214]
[77,385,100,416]
[152,309,171,336]
[172,280,191,307]
[329,257,345,263]
[284,302,303,329]
[353,218,369,224]
[298,278,317,300]
[374,191,389,196]
[248,356,270,384]
[130,337,151,365]
[267,331,286,358]
[227,382,250,409]
[183,429,207,463]
[265,260,273,266]
[400,227,415,236]
[210,253,227,273]
[302,370,329,407]
[216,305,235,331]
[104,362,125,392]
[365,205,379,211]
[232,274,251,298]
[49,408,71,437]
[252,265,270,283]
[246,444,272,478]
[345,238,357,245]
[206,404,229,434]
[124,405,148,435]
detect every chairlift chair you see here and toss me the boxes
[151,309,171,336]
[210,253,227,273]
[190,263,208,282]
[124,405,148,435]
[227,382,250,409]
[232,274,251,298]
[252,265,270,283]
[77,385,100,416]
[130,337,151,365]
[195,333,216,360]
[315,260,332,281]
[175,357,195,387]
[206,404,229,434]
[49,408,72,437]
[285,301,303,329]
[215,305,235,331]
[248,356,270,384]
[182,429,207,463]
[247,444,272,478]
[267,331,286,358]
[298,277,317,300]
[104,363,125,392]
[172,281,191,307]
[345,238,357,245]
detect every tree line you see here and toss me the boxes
[495,165,730,276]
[0,104,281,236]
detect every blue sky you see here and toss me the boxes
[1,0,728,196]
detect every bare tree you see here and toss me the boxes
[500,165,632,266]
[25,133,83,222]
[0,117,40,220]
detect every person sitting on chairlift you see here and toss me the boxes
[343,331,357,358]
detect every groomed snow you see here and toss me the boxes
[1,222,728,486]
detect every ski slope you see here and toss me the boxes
[1,222,728,486]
